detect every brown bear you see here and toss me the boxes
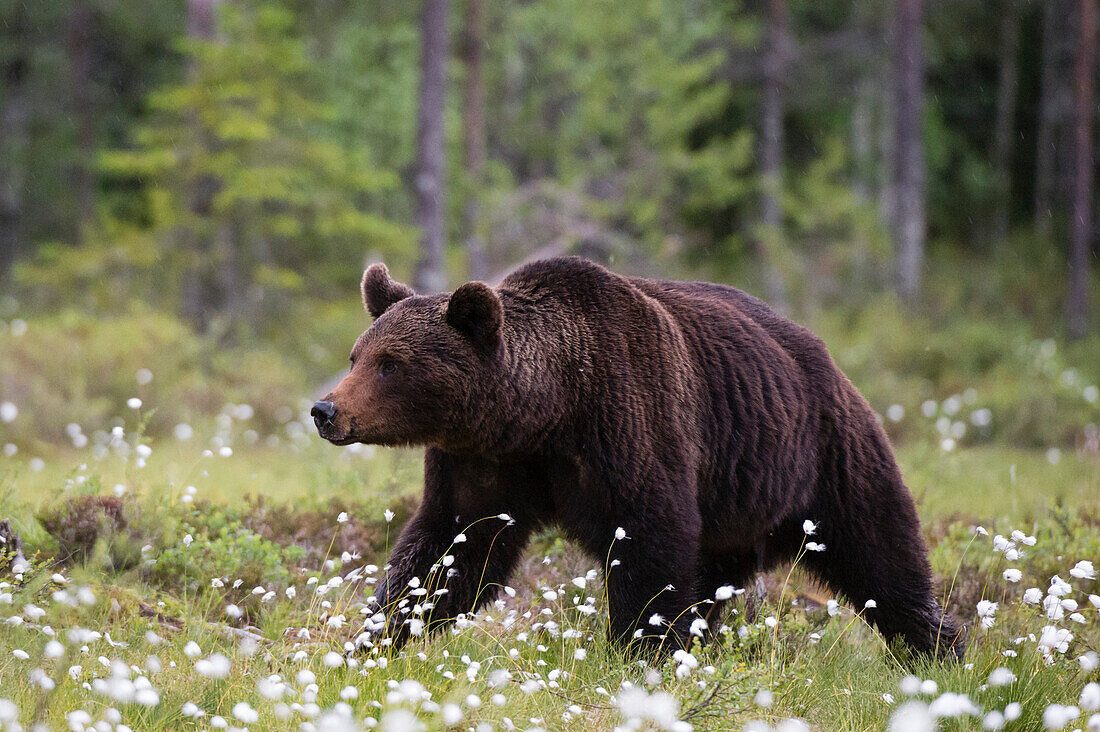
[314,257,964,659]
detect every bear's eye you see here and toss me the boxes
[379,359,397,377]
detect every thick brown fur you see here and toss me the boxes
[318,257,965,659]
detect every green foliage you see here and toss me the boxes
[37,494,142,569]
[0,305,312,444]
[1,450,1097,730]
[150,509,304,594]
[815,293,1100,449]
[89,1,413,326]
[482,0,751,252]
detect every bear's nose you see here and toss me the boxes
[311,400,337,431]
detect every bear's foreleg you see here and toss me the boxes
[359,452,532,652]
[595,482,705,655]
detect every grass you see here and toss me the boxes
[0,427,1098,730]
[900,444,1100,520]
[2,297,1100,729]
[4,438,1095,527]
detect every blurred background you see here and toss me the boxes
[2,5,1099,727]
[0,0,1098,483]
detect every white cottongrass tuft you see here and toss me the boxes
[689,617,708,638]
[714,585,740,601]
[1081,682,1100,712]
[615,686,683,731]
[976,600,998,629]
[194,654,231,679]
[928,692,980,718]
[888,701,934,732]
[1070,560,1096,580]
[1042,703,1079,729]
[232,701,259,724]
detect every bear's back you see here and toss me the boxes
[501,257,839,400]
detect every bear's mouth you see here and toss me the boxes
[314,421,356,445]
[316,414,375,446]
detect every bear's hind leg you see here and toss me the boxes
[800,487,965,660]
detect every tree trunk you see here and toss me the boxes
[877,13,896,239]
[0,59,28,285]
[851,75,876,205]
[181,0,222,331]
[461,0,488,281]
[412,0,451,294]
[991,1,1020,247]
[1035,0,1076,239]
[892,0,925,302]
[67,0,96,239]
[755,0,791,313]
[1068,0,1097,339]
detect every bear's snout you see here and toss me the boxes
[311,400,337,433]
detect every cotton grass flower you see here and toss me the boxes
[1070,560,1096,580]
[976,600,998,629]
[928,692,979,718]
[232,701,259,724]
[1042,703,1079,729]
[615,686,683,730]
[1081,683,1100,712]
[194,654,231,679]
[689,617,708,638]
[714,585,739,601]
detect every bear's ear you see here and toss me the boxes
[361,263,414,319]
[446,282,503,350]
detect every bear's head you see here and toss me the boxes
[312,263,504,450]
